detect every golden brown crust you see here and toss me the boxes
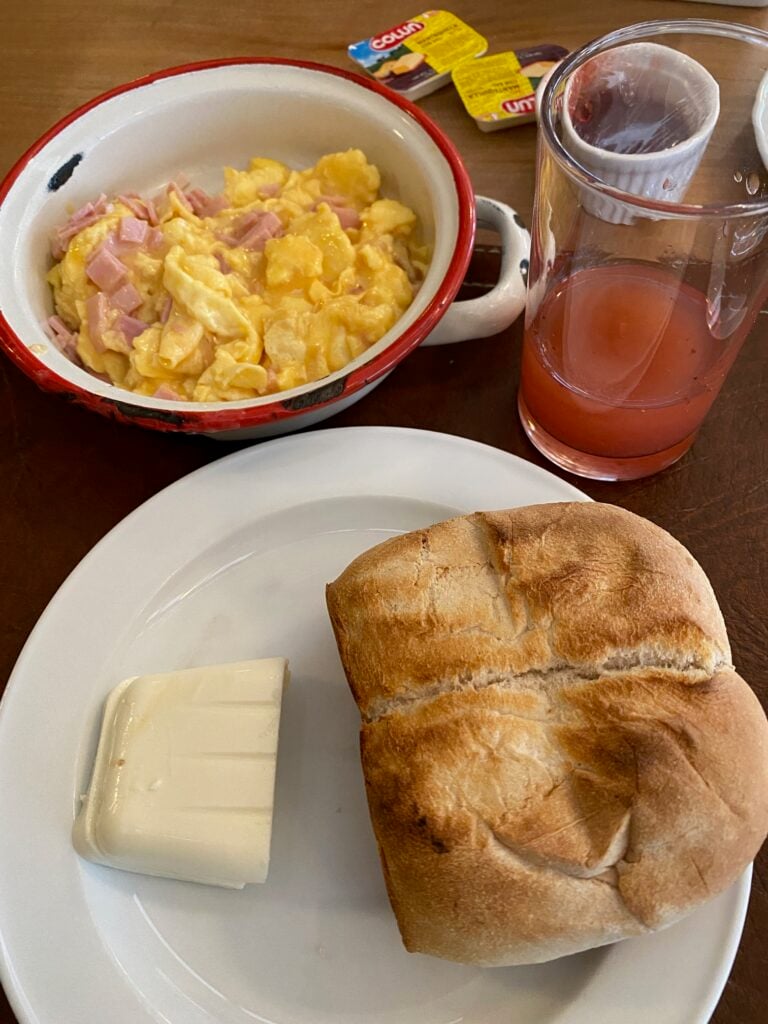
[326,504,730,722]
[326,503,768,965]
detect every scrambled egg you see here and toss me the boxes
[47,150,430,401]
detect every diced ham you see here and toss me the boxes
[230,210,261,233]
[160,295,173,323]
[260,182,281,198]
[44,314,71,340]
[315,195,360,230]
[111,281,142,313]
[86,246,128,291]
[333,205,361,230]
[214,252,232,274]
[115,314,147,342]
[184,188,207,215]
[146,227,165,251]
[216,210,282,249]
[115,193,150,225]
[95,228,140,259]
[167,181,193,212]
[117,193,145,217]
[118,216,148,244]
[234,210,283,251]
[316,194,346,206]
[85,292,109,352]
[44,315,78,358]
[51,193,112,258]
[185,188,228,217]
[144,197,159,225]
[153,384,182,400]
[97,232,119,257]
[119,192,160,226]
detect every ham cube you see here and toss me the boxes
[118,193,147,219]
[146,227,165,251]
[153,384,183,400]
[86,247,128,291]
[111,282,142,314]
[315,195,360,230]
[237,211,283,251]
[214,252,232,274]
[333,205,361,230]
[218,210,283,250]
[51,193,112,258]
[144,198,159,225]
[115,314,147,342]
[167,182,193,212]
[44,315,78,358]
[185,188,228,217]
[85,292,110,352]
[118,216,148,244]
[117,193,158,225]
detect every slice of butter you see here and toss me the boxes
[73,658,287,888]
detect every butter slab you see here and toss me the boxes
[73,658,287,888]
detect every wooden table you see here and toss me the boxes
[1,1,767,1021]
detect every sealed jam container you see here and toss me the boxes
[349,11,488,101]
[453,45,569,130]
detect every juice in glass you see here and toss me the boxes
[524,21,768,480]
[519,263,744,479]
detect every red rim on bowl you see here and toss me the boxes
[0,57,475,432]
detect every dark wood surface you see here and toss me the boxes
[1,2,767,1022]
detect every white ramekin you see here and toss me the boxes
[561,42,720,224]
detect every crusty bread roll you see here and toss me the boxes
[326,502,768,966]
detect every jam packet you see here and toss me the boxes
[453,46,569,130]
[349,11,488,101]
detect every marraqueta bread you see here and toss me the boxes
[326,502,768,965]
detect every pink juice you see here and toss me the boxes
[520,264,743,464]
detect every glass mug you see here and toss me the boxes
[520,20,768,480]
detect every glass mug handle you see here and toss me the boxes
[421,196,531,346]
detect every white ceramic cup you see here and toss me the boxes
[560,42,720,224]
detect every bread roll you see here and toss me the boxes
[326,502,768,966]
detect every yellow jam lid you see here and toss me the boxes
[453,47,568,131]
[349,11,488,101]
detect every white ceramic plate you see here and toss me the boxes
[0,427,750,1024]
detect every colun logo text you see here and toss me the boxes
[370,21,425,51]
[502,95,536,116]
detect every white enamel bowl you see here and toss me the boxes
[0,59,530,438]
